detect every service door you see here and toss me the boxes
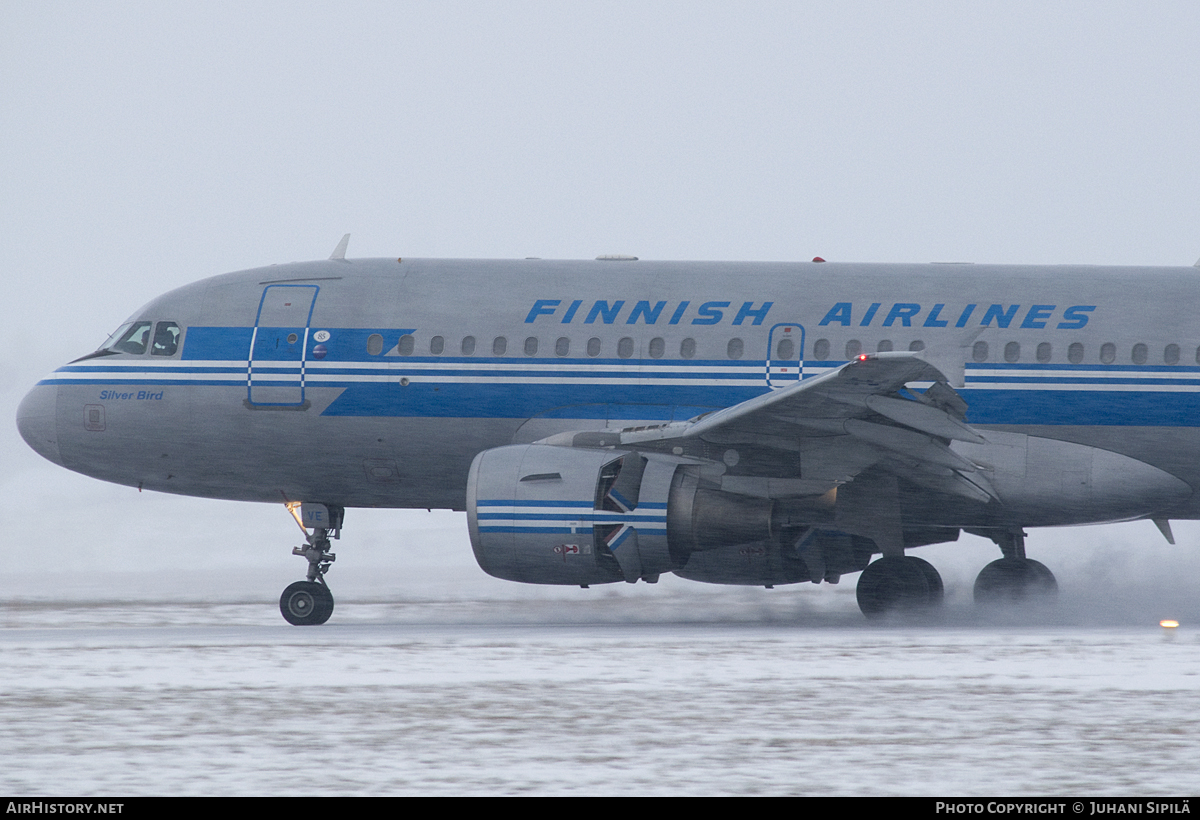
[766,323,805,388]
[247,285,319,407]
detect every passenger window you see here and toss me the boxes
[555,337,570,357]
[649,337,665,359]
[524,337,539,356]
[107,321,152,355]
[680,338,696,359]
[618,337,634,359]
[1165,344,1180,365]
[151,322,181,357]
[908,340,925,352]
[727,338,744,359]
[1004,342,1020,363]
[587,337,601,357]
[1131,343,1147,365]
[367,333,384,356]
[461,336,476,355]
[430,336,445,355]
[493,336,507,356]
[776,338,795,359]
[398,334,415,356]
[877,340,893,353]
[1100,343,1116,364]
[1036,342,1051,363]
[814,339,830,359]
[972,341,988,362]
[845,339,862,359]
[1068,342,1084,364]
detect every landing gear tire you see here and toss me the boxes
[280,581,335,626]
[907,556,944,605]
[856,556,944,619]
[973,558,1058,605]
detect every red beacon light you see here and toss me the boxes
[857,354,869,362]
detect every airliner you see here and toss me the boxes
[16,237,1196,624]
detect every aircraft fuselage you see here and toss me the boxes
[18,256,1200,528]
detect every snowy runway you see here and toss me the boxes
[2,596,1197,796]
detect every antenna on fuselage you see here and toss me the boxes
[329,233,351,261]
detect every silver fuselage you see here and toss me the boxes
[17,257,1200,527]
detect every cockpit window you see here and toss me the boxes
[104,321,153,355]
[152,322,181,356]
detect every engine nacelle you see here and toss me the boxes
[467,444,792,585]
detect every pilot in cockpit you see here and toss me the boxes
[151,321,180,357]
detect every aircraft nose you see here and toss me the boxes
[16,383,63,467]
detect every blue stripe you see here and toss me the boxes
[477,526,667,534]
[963,389,1200,426]
[182,327,254,360]
[608,527,633,549]
[476,500,669,508]
[56,365,246,374]
[320,366,757,380]
[46,336,1200,427]
[478,526,595,534]
[42,378,241,388]
[969,376,1200,386]
[182,326,418,361]
[477,500,591,507]
[969,362,1200,373]
[476,513,668,523]
[321,382,766,417]
[46,376,1200,426]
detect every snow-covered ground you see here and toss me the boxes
[2,584,1198,796]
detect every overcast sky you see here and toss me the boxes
[5,1,1200,608]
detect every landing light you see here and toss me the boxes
[284,500,307,534]
[1160,619,1180,629]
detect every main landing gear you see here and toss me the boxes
[279,502,343,626]
[853,528,1057,619]
[972,529,1057,604]
[856,555,944,619]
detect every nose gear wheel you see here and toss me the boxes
[280,580,334,626]
[279,501,343,625]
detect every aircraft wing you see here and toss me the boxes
[544,352,997,504]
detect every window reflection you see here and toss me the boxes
[106,321,153,355]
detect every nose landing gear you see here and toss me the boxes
[280,580,334,625]
[279,501,343,626]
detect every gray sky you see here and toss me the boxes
[5,1,1200,609]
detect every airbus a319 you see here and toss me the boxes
[17,237,1195,623]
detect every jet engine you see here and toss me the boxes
[467,444,809,586]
